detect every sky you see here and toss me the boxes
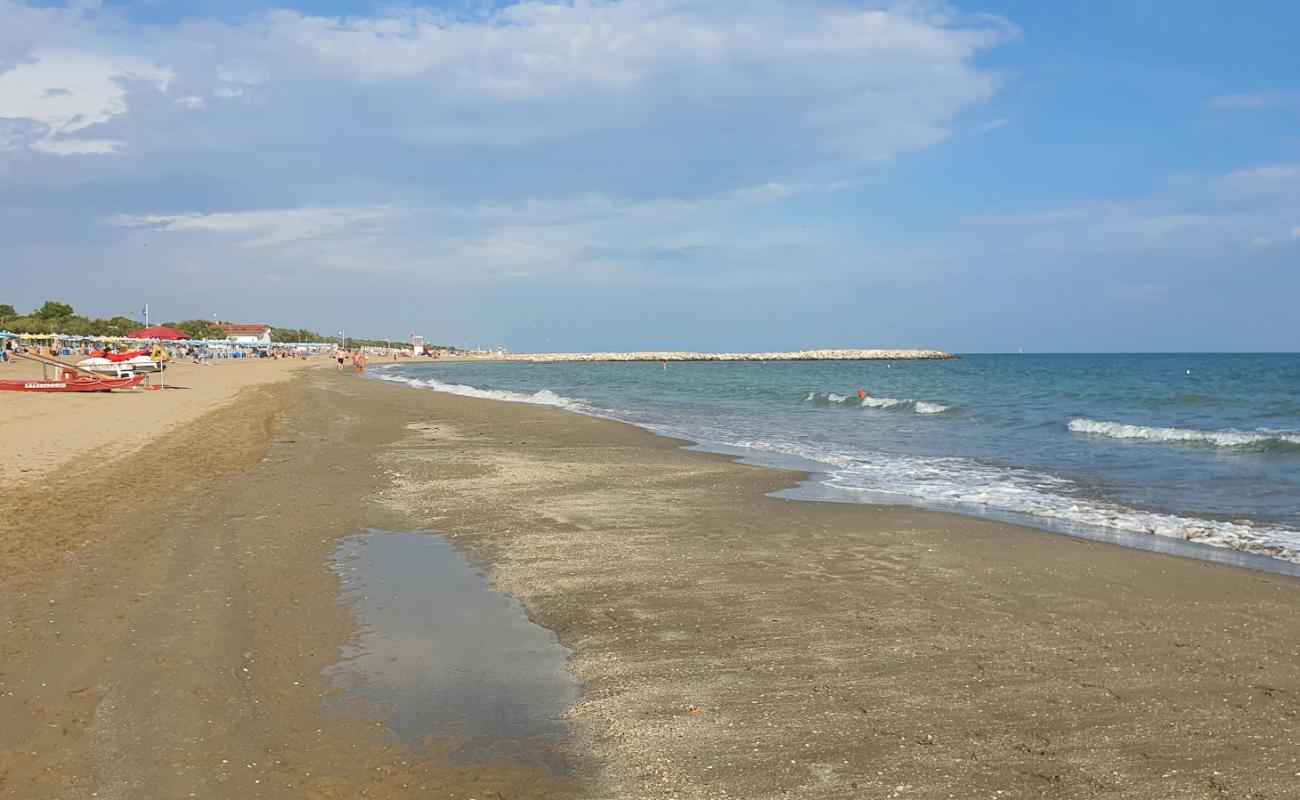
[1,0,1297,352]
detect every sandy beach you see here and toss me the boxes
[0,358,307,486]
[2,366,1299,799]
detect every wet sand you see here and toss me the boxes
[2,369,1299,799]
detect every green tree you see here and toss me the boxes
[163,319,226,339]
[271,327,326,343]
[0,304,16,319]
[3,316,39,333]
[106,316,143,335]
[33,300,74,320]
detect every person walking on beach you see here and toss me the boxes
[336,351,346,371]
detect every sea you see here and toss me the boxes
[374,354,1300,574]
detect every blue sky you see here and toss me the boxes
[1,0,1297,351]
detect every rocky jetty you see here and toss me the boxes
[487,349,956,363]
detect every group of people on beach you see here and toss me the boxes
[336,350,367,375]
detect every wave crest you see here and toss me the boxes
[806,391,951,415]
[728,437,1300,564]
[376,373,593,412]
[1068,418,1300,452]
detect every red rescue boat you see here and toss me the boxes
[0,373,147,392]
[0,351,148,392]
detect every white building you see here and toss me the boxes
[214,323,273,343]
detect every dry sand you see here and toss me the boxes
[0,357,308,485]
[2,368,1299,799]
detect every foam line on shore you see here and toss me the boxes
[374,369,1300,566]
[726,437,1300,564]
[376,372,594,413]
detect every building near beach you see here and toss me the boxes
[214,323,273,343]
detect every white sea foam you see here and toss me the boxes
[914,402,949,415]
[376,371,1300,565]
[376,373,594,413]
[725,437,1300,564]
[1069,418,1300,451]
[859,395,908,409]
[861,396,952,414]
[805,391,951,415]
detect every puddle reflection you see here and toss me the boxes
[327,531,579,767]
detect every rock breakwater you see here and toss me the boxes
[476,349,956,363]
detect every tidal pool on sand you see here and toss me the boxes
[326,530,579,765]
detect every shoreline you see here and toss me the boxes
[717,443,1300,578]
[372,366,1300,576]
[363,374,1300,798]
[3,368,1299,798]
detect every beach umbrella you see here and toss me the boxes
[125,325,191,340]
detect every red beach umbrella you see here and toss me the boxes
[125,325,191,340]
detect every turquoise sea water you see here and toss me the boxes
[376,354,1300,572]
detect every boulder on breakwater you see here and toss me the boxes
[480,349,957,363]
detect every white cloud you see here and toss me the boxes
[961,162,1300,256]
[0,0,1016,201]
[31,135,120,154]
[113,205,399,247]
[963,207,1099,228]
[1249,225,1300,249]
[1213,162,1300,199]
[1207,92,1297,111]
[2,0,1047,339]
[0,0,1016,200]
[0,49,170,155]
[101,181,820,288]
[974,117,1009,133]
[161,1,1012,167]
[214,59,266,86]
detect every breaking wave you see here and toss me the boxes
[805,391,952,415]
[372,365,1300,567]
[376,373,594,413]
[1069,419,1300,452]
[724,437,1300,564]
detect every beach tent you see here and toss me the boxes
[125,326,191,340]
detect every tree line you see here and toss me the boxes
[0,300,148,337]
[0,301,451,350]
